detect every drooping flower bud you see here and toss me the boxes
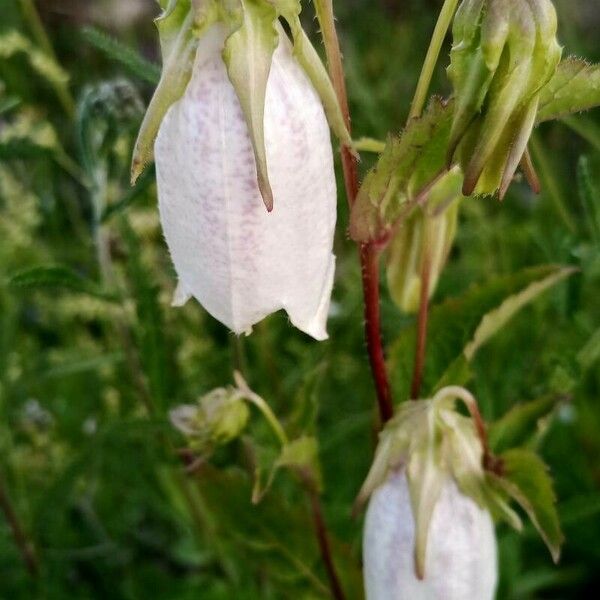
[132,1,347,339]
[448,0,562,198]
[386,168,462,313]
[358,387,501,599]
[170,386,249,450]
[363,471,497,600]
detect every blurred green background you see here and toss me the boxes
[1,0,599,598]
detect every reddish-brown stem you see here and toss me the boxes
[361,244,394,422]
[410,252,432,399]
[0,473,39,578]
[308,487,346,600]
[317,0,394,424]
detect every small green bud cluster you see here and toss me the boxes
[448,0,562,198]
[170,387,250,450]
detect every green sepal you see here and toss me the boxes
[223,0,278,211]
[131,0,218,183]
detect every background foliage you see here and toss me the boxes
[0,0,599,598]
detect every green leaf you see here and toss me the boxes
[488,396,561,454]
[120,218,175,412]
[497,449,563,562]
[223,0,278,211]
[0,30,70,102]
[537,57,600,123]
[463,267,576,361]
[390,265,574,401]
[349,98,453,243]
[81,27,161,85]
[7,266,118,301]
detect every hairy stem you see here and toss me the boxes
[0,471,39,578]
[361,244,394,421]
[408,0,459,397]
[408,0,460,120]
[315,0,394,424]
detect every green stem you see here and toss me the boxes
[408,0,460,121]
[354,137,386,154]
[234,372,288,447]
[530,134,578,234]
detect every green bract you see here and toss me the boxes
[448,0,562,198]
[131,0,350,210]
[386,168,463,314]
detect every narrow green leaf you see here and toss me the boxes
[223,0,278,210]
[497,449,563,562]
[488,396,561,454]
[391,265,573,401]
[0,30,70,102]
[81,27,161,85]
[537,57,600,123]
[463,267,576,361]
[120,219,175,411]
[8,266,118,301]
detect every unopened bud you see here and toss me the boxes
[448,0,562,198]
[170,387,249,449]
[386,169,462,313]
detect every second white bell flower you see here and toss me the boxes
[154,25,337,339]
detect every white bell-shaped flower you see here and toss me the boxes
[154,26,337,339]
[363,470,498,600]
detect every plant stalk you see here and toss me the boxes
[408,0,459,397]
[308,486,346,600]
[410,242,432,399]
[0,471,39,578]
[314,0,394,424]
[408,0,460,120]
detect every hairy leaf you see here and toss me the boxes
[537,57,600,123]
[350,98,453,243]
[497,449,563,562]
[488,396,562,454]
[81,27,161,85]
[8,265,117,301]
